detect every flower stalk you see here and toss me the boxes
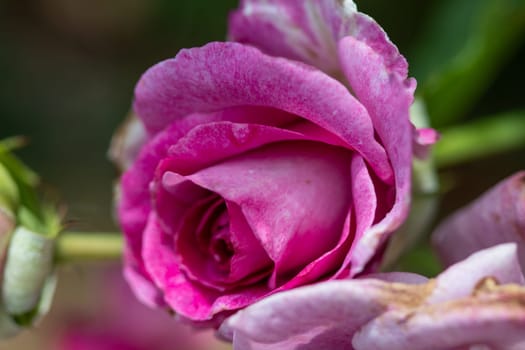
[54,231,123,263]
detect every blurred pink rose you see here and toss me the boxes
[58,266,222,350]
[433,171,525,268]
[223,244,525,349]
[114,0,417,323]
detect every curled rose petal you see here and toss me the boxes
[229,0,407,78]
[432,171,525,268]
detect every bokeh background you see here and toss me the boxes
[0,0,524,349]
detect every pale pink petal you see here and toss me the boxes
[133,42,393,182]
[225,278,420,350]
[362,272,428,285]
[338,36,415,276]
[432,171,525,268]
[353,281,525,350]
[427,243,525,304]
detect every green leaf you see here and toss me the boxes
[410,0,525,127]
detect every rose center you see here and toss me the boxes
[209,211,234,266]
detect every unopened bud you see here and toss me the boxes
[2,227,55,316]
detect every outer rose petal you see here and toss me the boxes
[353,281,525,350]
[223,277,430,350]
[427,243,525,304]
[133,42,393,183]
[338,36,415,276]
[229,0,408,78]
[432,171,525,268]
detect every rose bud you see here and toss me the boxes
[113,0,428,324]
[432,171,525,268]
[222,244,525,349]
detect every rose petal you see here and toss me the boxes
[338,155,378,277]
[362,272,428,285]
[186,141,353,281]
[224,277,429,349]
[432,171,525,268]
[163,120,334,175]
[174,197,272,290]
[338,36,415,276]
[353,283,525,350]
[119,113,229,267]
[229,0,408,79]
[142,212,273,322]
[133,42,393,182]
[427,243,525,305]
[123,256,165,308]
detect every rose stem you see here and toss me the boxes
[54,231,123,263]
[434,110,525,168]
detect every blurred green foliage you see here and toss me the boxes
[411,0,525,127]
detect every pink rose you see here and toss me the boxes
[114,0,416,323]
[223,244,525,349]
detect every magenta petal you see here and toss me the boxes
[119,113,230,269]
[164,121,317,175]
[339,155,377,277]
[123,252,165,308]
[133,41,393,182]
[338,36,414,276]
[187,141,352,278]
[142,213,270,321]
[432,171,525,268]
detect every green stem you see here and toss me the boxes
[55,231,123,263]
[434,110,525,168]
